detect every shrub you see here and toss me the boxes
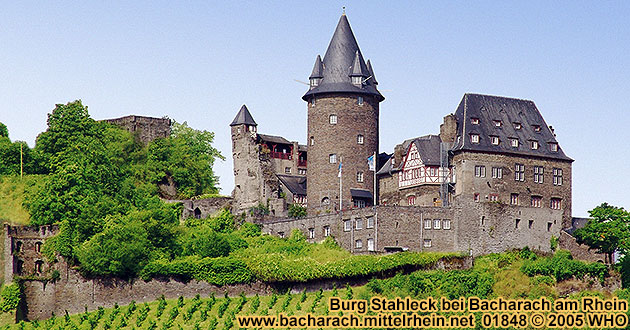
[0,282,21,312]
[288,204,307,219]
[140,256,253,285]
[521,250,608,282]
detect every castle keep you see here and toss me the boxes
[231,13,581,257]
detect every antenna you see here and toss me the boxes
[362,75,373,84]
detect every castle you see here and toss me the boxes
[230,13,584,257]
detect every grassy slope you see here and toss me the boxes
[0,175,38,226]
[2,252,623,329]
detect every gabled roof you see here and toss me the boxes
[309,55,324,79]
[452,94,572,161]
[303,14,383,101]
[277,175,307,196]
[230,105,257,126]
[410,135,442,167]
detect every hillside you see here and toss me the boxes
[0,175,38,226]
[0,250,622,329]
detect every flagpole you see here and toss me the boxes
[373,151,376,205]
[339,156,342,213]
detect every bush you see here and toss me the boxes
[521,250,608,282]
[179,226,231,258]
[288,204,307,219]
[0,282,21,312]
[140,256,253,285]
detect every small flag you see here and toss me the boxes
[338,161,342,178]
[367,154,375,171]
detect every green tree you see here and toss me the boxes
[143,121,224,198]
[0,122,8,138]
[76,217,152,277]
[574,203,630,263]
[288,203,307,219]
[179,225,231,258]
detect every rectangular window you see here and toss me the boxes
[493,120,502,127]
[489,194,499,202]
[533,125,541,132]
[329,154,337,163]
[329,114,337,124]
[443,219,451,230]
[515,164,525,182]
[433,219,441,230]
[491,136,500,145]
[355,239,363,249]
[367,216,374,228]
[407,195,416,206]
[513,122,522,130]
[547,222,552,232]
[278,232,285,238]
[471,118,479,125]
[367,238,375,251]
[355,218,363,230]
[357,171,364,183]
[510,138,519,148]
[529,220,534,229]
[531,140,539,150]
[308,228,315,239]
[343,220,352,231]
[285,167,291,174]
[553,168,563,186]
[550,198,562,210]
[549,143,558,152]
[358,96,364,105]
[298,168,307,175]
[510,193,519,205]
[471,134,480,144]
[515,219,521,229]
[531,196,542,208]
[324,225,330,237]
[475,165,486,178]
[353,199,366,208]
[430,167,438,176]
[424,219,432,229]
[492,167,502,179]
[534,166,544,183]
[423,239,432,248]
[357,134,364,144]
[474,193,480,202]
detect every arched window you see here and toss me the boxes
[35,242,42,253]
[321,197,330,206]
[194,208,202,219]
[35,260,44,273]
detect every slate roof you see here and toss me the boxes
[258,134,292,145]
[411,135,442,166]
[452,94,572,161]
[230,105,257,126]
[277,175,307,196]
[350,188,373,200]
[303,14,384,101]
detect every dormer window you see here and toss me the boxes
[493,120,502,127]
[310,78,320,87]
[532,125,541,132]
[471,118,480,125]
[352,76,363,85]
[470,134,480,144]
[549,143,558,152]
[513,122,522,130]
[510,138,519,148]
[490,136,500,145]
[530,140,539,150]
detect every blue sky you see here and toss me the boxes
[1,1,629,217]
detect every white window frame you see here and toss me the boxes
[492,167,502,179]
[308,228,315,239]
[433,219,441,230]
[366,216,374,228]
[534,166,544,184]
[355,239,363,249]
[344,220,352,232]
[475,165,486,178]
[493,120,502,127]
[423,239,432,248]
[329,114,337,124]
[443,219,451,230]
[424,219,431,229]
[515,164,525,182]
[357,134,364,144]
[550,198,562,210]
[367,238,375,251]
[531,196,542,208]
[510,138,519,148]
[470,134,480,144]
[471,118,479,125]
[549,143,558,152]
[323,225,330,237]
[553,168,563,186]
[329,154,337,163]
[510,193,519,205]
[357,171,364,183]
[355,218,363,230]
[513,122,522,130]
[531,140,539,150]
[285,167,291,174]
[491,136,500,145]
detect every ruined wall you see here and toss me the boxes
[175,197,233,219]
[104,115,171,145]
[3,225,58,284]
[558,230,606,263]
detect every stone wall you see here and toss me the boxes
[3,224,58,284]
[104,115,171,145]
[306,94,379,212]
[558,230,606,263]
[174,197,233,219]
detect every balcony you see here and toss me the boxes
[270,151,292,160]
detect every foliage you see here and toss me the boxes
[574,202,630,263]
[0,283,21,312]
[550,235,559,252]
[236,222,261,238]
[248,203,269,217]
[288,203,307,219]
[178,226,231,259]
[0,122,8,138]
[142,121,223,199]
[139,256,253,285]
[521,250,608,282]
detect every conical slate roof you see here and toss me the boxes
[366,60,377,85]
[303,14,383,101]
[309,55,324,79]
[230,105,257,126]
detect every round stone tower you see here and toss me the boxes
[303,14,384,211]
